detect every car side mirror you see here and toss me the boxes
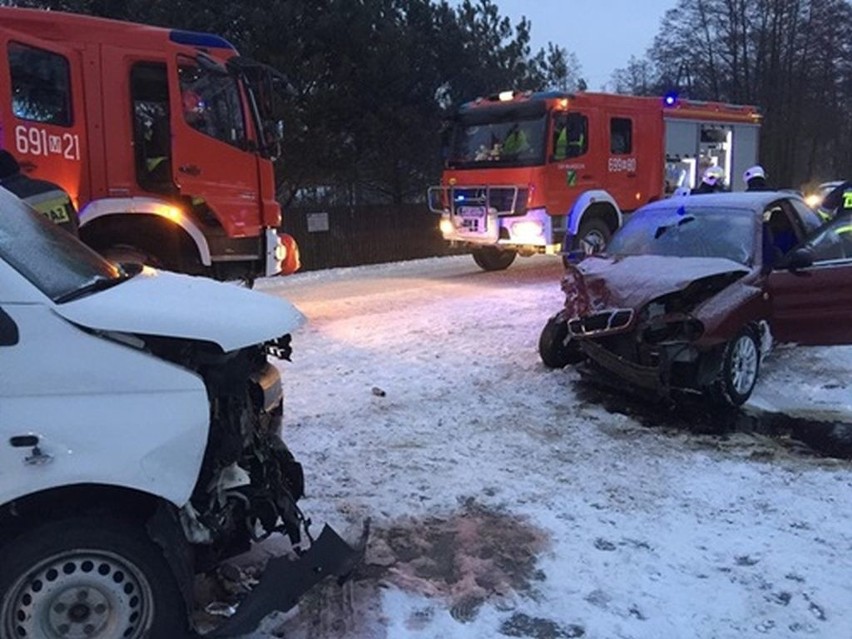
[0,307,19,346]
[782,247,814,270]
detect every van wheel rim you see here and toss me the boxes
[730,335,758,395]
[3,549,154,639]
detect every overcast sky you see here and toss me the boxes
[484,0,676,89]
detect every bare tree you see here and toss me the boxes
[612,0,852,186]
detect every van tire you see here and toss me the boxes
[0,516,189,639]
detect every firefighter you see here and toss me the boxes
[554,116,585,160]
[743,165,770,191]
[182,88,208,132]
[0,150,79,236]
[817,180,852,221]
[502,126,530,156]
[691,166,726,194]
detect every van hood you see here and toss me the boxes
[53,268,305,352]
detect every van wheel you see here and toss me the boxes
[572,218,612,256]
[0,517,188,639]
[709,328,761,406]
[539,315,584,368]
[471,247,517,271]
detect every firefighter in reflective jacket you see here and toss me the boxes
[817,180,852,221]
[0,150,79,236]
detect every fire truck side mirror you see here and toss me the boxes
[196,52,228,76]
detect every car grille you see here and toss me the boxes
[568,309,633,336]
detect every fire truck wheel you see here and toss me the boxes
[573,218,612,256]
[471,247,517,271]
[101,244,159,271]
[539,315,584,368]
[0,516,189,639]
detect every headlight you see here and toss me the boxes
[804,193,821,208]
[511,220,544,242]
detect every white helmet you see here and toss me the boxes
[702,165,725,186]
[743,165,766,183]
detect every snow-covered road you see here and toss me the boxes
[240,255,852,639]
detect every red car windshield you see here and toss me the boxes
[607,205,756,265]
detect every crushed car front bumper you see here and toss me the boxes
[579,337,723,397]
[579,339,664,392]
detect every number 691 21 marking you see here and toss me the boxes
[14,125,81,161]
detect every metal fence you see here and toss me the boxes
[281,204,466,272]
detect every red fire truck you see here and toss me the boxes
[0,7,299,282]
[428,90,762,270]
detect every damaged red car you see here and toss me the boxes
[539,191,852,405]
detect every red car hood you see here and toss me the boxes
[563,255,750,315]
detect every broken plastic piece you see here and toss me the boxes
[207,520,370,637]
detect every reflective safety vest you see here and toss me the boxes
[0,173,78,236]
[818,181,852,220]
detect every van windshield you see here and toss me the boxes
[0,188,123,302]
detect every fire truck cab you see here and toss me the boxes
[428,90,761,271]
[0,7,299,283]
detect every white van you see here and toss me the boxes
[0,187,361,638]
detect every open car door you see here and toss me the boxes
[768,214,852,345]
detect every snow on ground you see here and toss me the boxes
[234,255,852,639]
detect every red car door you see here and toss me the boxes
[767,216,852,345]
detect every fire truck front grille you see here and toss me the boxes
[451,186,528,216]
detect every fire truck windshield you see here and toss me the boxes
[227,57,290,161]
[448,112,547,169]
[178,56,247,150]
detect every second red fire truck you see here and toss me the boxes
[429,90,762,270]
